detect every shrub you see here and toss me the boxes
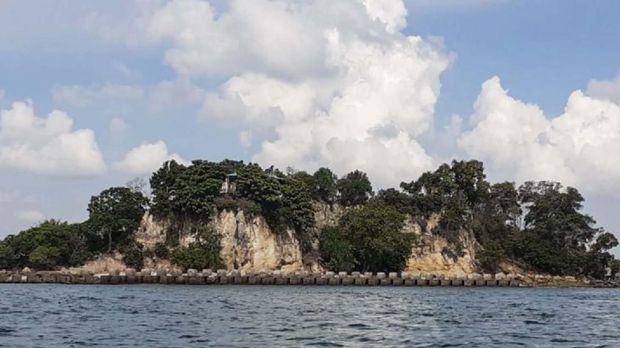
[120,242,145,270]
[171,243,222,271]
[318,226,355,272]
[153,242,169,259]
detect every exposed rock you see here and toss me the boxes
[216,210,304,273]
[404,214,479,276]
[76,253,126,274]
[134,212,167,248]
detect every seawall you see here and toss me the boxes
[0,269,524,287]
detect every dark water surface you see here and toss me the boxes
[0,285,619,347]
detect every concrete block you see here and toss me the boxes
[202,269,213,275]
[315,277,327,285]
[474,279,486,286]
[260,276,274,285]
[416,279,429,286]
[302,276,316,285]
[216,269,227,276]
[452,279,464,286]
[498,279,509,287]
[464,279,473,287]
[388,272,399,279]
[363,272,373,277]
[338,272,348,277]
[392,278,404,286]
[483,273,493,280]
[376,272,386,279]
[367,277,379,286]
[325,271,335,277]
[354,277,367,286]
[429,279,440,286]
[328,277,341,285]
[275,277,289,285]
[400,272,410,279]
[351,272,361,277]
[342,277,354,285]
[380,278,392,286]
[485,279,498,287]
[248,276,258,285]
[404,279,416,286]
[440,279,451,286]
[175,276,186,285]
[288,276,300,285]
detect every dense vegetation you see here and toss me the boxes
[0,158,617,279]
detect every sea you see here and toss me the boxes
[0,284,618,347]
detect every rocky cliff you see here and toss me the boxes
[133,203,479,275]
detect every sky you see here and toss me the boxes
[1,0,620,254]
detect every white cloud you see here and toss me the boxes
[459,76,620,194]
[15,210,46,223]
[109,117,128,132]
[136,0,450,187]
[0,101,106,176]
[113,140,187,175]
[587,74,620,103]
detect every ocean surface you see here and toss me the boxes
[0,285,619,347]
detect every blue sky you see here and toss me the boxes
[1,0,620,254]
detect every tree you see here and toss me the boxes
[337,170,373,206]
[88,187,148,253]
[338,201,415,272]
[0,220,92,270]
[514,181,602,275]
[312,167,338,203]
[319,226,355,272]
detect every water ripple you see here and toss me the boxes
[1,285,619,347]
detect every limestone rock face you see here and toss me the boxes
[133,213,167,249]
[404,214,478,276]
[215,210,303,273]
[135,210,307,273]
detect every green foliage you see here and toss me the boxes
[337,170,373,206]
[119,241,145,270]
[88,186,148,252]
[29,245,61,270]
[338,201,415,272]
[318,226,355,272]
[510,181,616,277]
[0,220,92,270]
[153,242,169,259]
[312,167,338,203]
[172,243,222,270]
[477,241,506,272]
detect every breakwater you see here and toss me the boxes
[0,269,523,287]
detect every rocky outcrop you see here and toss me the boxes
[134,204,480,275]
[135,210,310,274]
[404,214,479,276]
[215,210,304,273]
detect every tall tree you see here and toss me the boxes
[88,187,148,253]
[337,170,373,206]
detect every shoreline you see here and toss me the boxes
[2,270,618,288]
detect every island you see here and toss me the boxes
[1,159,618,287]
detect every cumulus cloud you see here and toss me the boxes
[0,101,106,176]
[459,76,620,194]
[135,0,450,187]
[587,74,620,103]
[113,140,187,175]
